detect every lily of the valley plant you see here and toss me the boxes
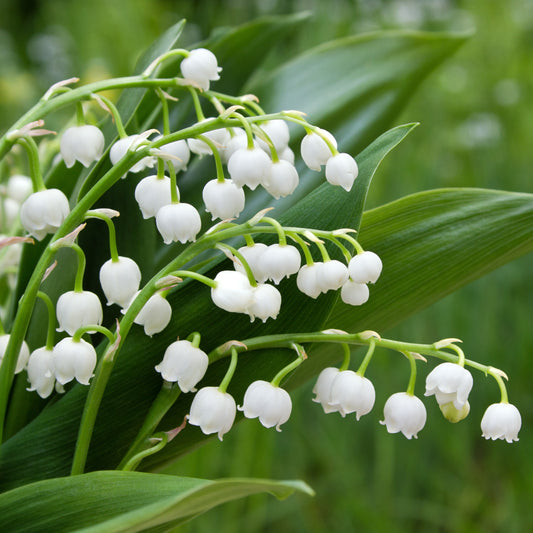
[0,17,530,532]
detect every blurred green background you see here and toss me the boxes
[1,0,532,531]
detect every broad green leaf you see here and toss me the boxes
[0,471,312,533]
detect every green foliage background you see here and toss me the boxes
[1,1,532,531]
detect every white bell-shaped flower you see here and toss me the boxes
[129,291,172,337]
[26,346,55,398]
[20,188,70,241]
[328,370,376,419]
[263,160,299,199]
[99,256,141,308]
[158,138,190,171]
[348,251,382,284]
[109,135,156,173]
[56,290,103,336]
[234,243,268,283]
[134,175,177,219]
[481,402,521,443]
[261,244,301,284]
[248,283,282,322]
[380,392,427,439]
[187,386,236,440]
[239,380,292,431]
[0,334,30,374]
[187,119,230,155]
[60,125,105,168]
[312,367,341,414]
[325,153,359,191]
[300,128,337,171]
[1,197,19,230]
[155,202,202,244]
[52,337,97,385]
[227,147,272,190]
[296,263,324,299]
[256,120,290,152]
[202,179,245,221]
[6,174,33,203]
[155,340,209,393]
[279,146,295,164]
[317,260,349,293]
[425,362,473,409]
[180,48,222,91]
[340,280,369,306]
[211,270,254,314]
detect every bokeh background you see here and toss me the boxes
[1,0,532,531]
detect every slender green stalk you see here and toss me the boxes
[71,244,86,293]
[216,243,257,286]
[357,339,376,376]
[93,94,127,138]
[196,134,225,182]
[121,432,169,472]
[489,369,509,403]
[219,347,239,394]
[36,291,56,350]
[339,343,351,371]
[271,344,306,387]
[85,211,119,263]
[16,137,46,192]
[404,351,418,396]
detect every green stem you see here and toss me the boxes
[75,102,85,126]
[315,240,331,262]
[93,94,127,138]
[489,369,509,404]
[232,112,255,149]
[216,243,256,287]
[187,86,205,121]
[167,161,179,203]
[404,351,418,396]
[72,244,86,293]
[36,291,56,350]
[261,217,286,246]
[188,331,201,348]
[357,339,376,377]
[85,211,119,262]
[287,232,314,265]
[16,137,45,191]
[143,48,189,77]
[219,347,238,394]
[121,432,169,471]
[172,270,216,288]
[271,343,306,387]
[156,88,171,136]
[335,232,364,255]
[72,324,115,343]
[196,135,225,182]
[339,343,351,371]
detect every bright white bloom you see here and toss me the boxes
[130,291,172,337]
[296,263,324,299]
[211,270,254,313]
[56,290,103,336]
[6,174,33,203]
[109,135,156,173]
[20,188,70,241]
[300,128,337,171]
[328,370,376,419]
[263,160,299,199]
[261,244,301,284]
[134,175,177,219]
[26,346,55,398]
[312,367,341,414]
[155,340,208,392]
[99,256,141,308]
[1,198,19,230]
[325,153,358,191]
[60,125,105,168]
[52,337,97,385]
[348,251,383,284]
[248,283,282,322]
[481,402,521,443]
[155,202,201,244]
[227,147,272,190]
[425,362,473,409]
[317,260,349,293]
[239,380,292,431]
[180,48,222,91]
[234,243,268,283]
[187,119,230,155]
[380,392,427,439]
[202,179,245,220]
[187,386,236,440]
[0,334,30,374]
[158,138,190,171]
[256,120,290,152]
[279,146,295,164]
[340,280,369,306]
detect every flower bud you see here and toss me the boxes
[6,174,33,203]
[155,340,209,392]
[300,128,337,171]
[481,402,521,443]
[187,386,236,440]
[99,256,142,308]
[261,244,301,284]
[328,370,376,419]
[202,179,245,220]
[263,160,299,199]
[129,291,172,337]
[180,48,222,91]
[348,251,382,284]
[340,280,369,306]
[109,135,156,173]
[60,125,105,168]
[134,175,177,219]
[211,271,254,314]
[20,189,70,241]
[0,334,30,374]
[380,392,427,439]
[248,283,282,322]
[26,346,55,398]
[56,290,103,336]
[296,263,324,299]
[440,400,470,423]
[425,362,473,409]
[312,367,341,414]
[325,153,358,191]
[155,202,202,244]
[227,147,272,190]
[234,243,268,283]
[52,337,97,385]
[239,380,292,431]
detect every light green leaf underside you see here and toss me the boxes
[0,471,312,533]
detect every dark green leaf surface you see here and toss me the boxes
[0,471,312,533]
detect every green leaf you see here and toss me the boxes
[0,471,312,533]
